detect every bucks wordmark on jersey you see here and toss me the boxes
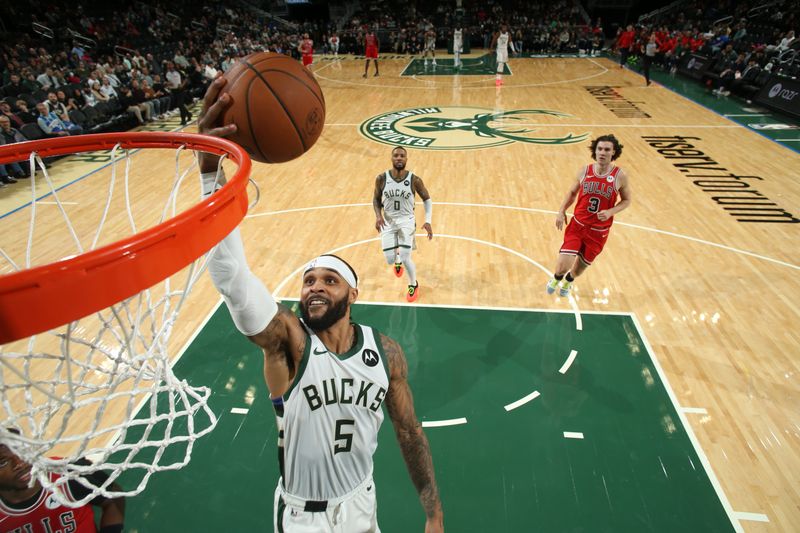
[382,170,416,225]
[276,322,390,501]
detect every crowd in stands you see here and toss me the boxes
[612,0,799,98]
[1,0,798,184]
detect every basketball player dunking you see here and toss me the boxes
[197,76,444,533]
[299,33,314,68]
[546,134,632,298]
[490,24,516,85]
[373,147,434,303]
[364,30,380,78]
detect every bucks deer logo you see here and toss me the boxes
[360,106,588,150]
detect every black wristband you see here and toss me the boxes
[99,525,124,533]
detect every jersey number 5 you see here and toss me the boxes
[334,419,355,454]
[588,197,600,213]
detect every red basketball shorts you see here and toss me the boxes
[366,46,378,59]
[559,219,610,265]
[302,54,313,66]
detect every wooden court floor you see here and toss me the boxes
[1,55,798,531]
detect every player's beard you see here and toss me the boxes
[300,294,350,331]
[393,160,406,170]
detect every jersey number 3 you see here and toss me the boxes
[587,197,600,213]
[334,419,355,454]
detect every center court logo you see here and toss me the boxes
[359,106,589,150]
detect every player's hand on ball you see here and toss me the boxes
[555,212,566,231]
[422,223,433,240]
[198,75,238,173]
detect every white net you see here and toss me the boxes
[0,139,243,506]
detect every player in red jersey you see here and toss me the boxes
[298,33,314,68]
[363,29,380,77]
[0,436,125,533]
[546,134,632,298]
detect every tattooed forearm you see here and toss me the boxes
[395,423,441,517]
[382,334,442,518]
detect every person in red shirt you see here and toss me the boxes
[363,29,380,77]
[0,437,125,533]
[546,134,632,297]
[298,33,314,68]
[617,24,636,67]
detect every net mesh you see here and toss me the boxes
[0,141,238,506]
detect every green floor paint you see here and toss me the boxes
[401,55,511,76]
[121,303,734,532]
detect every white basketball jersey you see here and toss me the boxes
[453,29,463,49]
[381,170,416,225]
[497,32,510,51]
[278,322,390,501]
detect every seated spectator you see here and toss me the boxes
[0,115,29,185]
[56,90,79,113]
[118,86,151,125]
[0,102,25,128]
[35,102,83,136]
[13,100,37,124]
[44,91,70,118]
[2,74,26,99]
[35,67,60,91]
[98,77,119,100]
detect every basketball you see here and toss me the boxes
[219,52,325,163]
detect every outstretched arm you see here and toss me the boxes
[382,334,443,532]
[98,483,125,532]
[197,75,303,397]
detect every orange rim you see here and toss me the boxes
[0,132,252,344]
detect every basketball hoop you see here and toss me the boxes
[0,132,251,506]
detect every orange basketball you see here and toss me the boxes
[219,52,325,163]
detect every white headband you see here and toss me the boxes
[304,255,358,288]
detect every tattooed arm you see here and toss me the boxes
[382,334,444,533]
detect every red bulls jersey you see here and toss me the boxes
[300,39,313,56]
[365,34,378,48]
[0,473,97,533]
[573,164,620,229]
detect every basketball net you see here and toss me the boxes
[0,133,251,506]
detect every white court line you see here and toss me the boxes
[36,201,78,205]
[504,390,540,411]
[725,113,771,117]
[230,407,249,415]
[775,138,800,141]
[732,512,769,523]
[249,201,799,271]
[270,233,583,333]
[681,407,708,414]
[558,350,578,374]
[563,432,584,439]
[422,418,468,428]
[630,314,745,532]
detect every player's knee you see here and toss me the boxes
[383,250,395,265]
[398,248,413,264]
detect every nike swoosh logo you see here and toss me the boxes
[313,347,327,355]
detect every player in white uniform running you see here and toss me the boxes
[490,24,516,85]
[373,146,434,303]
[452,26,463,68]
[197,77,444,533]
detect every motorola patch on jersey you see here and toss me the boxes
[362,349,379,367]
[404,180,409,186]
[606,175,615,182]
